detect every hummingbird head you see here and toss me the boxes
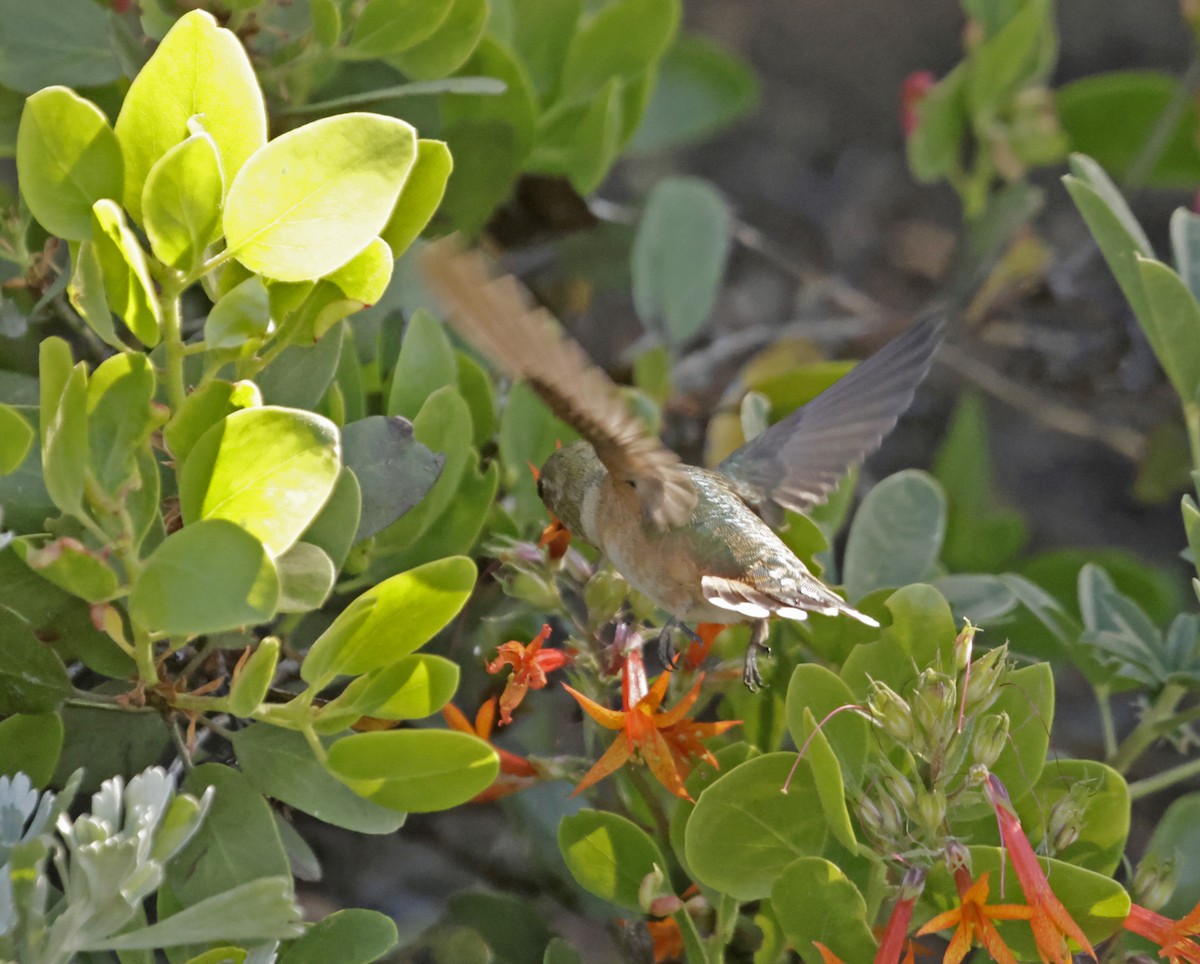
[537,440,605,542]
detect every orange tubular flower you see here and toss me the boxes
[562,646,739,801]
[813,943,847,964]
[486,623,571,725]
[442,697,538,802]
[984,774,1096,963]
[917,869,1031,964]
[875,868,927,964]
[1124,902,1200,963]
[646,918,684,962]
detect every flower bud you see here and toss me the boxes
[1132,854,1177,912]
[638,864,680,917]
[912,670,956,750]
[971,712,1009,769]
[503,571,561,611]
[916,788,947,833]
[944,839,972,877]
[1046,785,1087,855]
[858,796,886,838]
[881,771,917,812]
[953,619,979,674]
[964,644,1008,715]
[868,681,916,743]
[584,569,629,630]
[875,791,905,839]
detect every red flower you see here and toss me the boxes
[442,697,538,801]
[562,645,739,801]
[1124,902,1200,963]
[486,623,570,725]
[875,868,927,964]
[984,774,1096,963]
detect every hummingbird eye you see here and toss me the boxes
[536,476,546,501]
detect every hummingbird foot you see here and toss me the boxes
[742,619,772,691]
[658,618,702,669]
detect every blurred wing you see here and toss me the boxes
[423,237,697,529]
[717,311,944,514]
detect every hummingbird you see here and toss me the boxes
[423,238,943,689]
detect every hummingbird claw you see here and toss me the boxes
[743,619,772,692]
[657,618,701,669]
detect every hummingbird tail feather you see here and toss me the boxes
[701,575,880,628]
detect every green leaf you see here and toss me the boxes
[325,728,499,812]
[53,701,169,794]
[1134,255,1200,403]
[529,80,623,194]
[11,536,122,602]
[256,323,345,409]
[988,662,1054,802]
[0,712,63,786]
[349,0,454,58]
[300,467,361,572]
[785,664,868,792]
[632,176,731,345]
[967,0,1053,117]
[388,308,457,420]
[375,385,472,549]
[205,276,271,351]
[231,725,406,833]
[790,708,856,852]
[843,469,946,600]
[0,403,33,475]
[907,64,968,182]
[178,406,341,556]
[543,938,582,964]
[771,857,877,963]
[91,199,163,346]
[40,357,88,517]
[558,809,668,912]
[0,608,70,714]
[685,753,827,900]
[224,112,415,282]
[275,542,336,613]
[94,878,303,950]
[1173,207,1200,308]
[630,34,759,154]
[1016,759,1129,876]
[143,132,225,272]
[115,9,266,225]
[388,0,488,80]
[382,458,498,572]
[439,119,521,233]
[130,519,279,635]
[301,555,476,686]
[504,0,580,100]
[331,654,460,720]
[1142,791,1200,918]
[0,0,121,93]
[1062,155,1154,325]
[341,415,444,542]
[442,39,537,159]
[446,892,554,964]
[168,764,292,906]
[16,87,123,241]
[87,351,164,496]
[227,638,279,717]
[164,380,262,466]
[557,0,679,105]
[1059,71,1200,189]
[280,909,398,964]
[326,238,393,308]
[69,239,125,350]
[498,382,579,530]
[380,139,453,257]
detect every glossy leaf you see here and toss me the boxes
[843,469,946,600]
[632,176,731,345]
[40,357,88,517]
[300,467,362,572]
[326,238,393,307]
[557,0,679,104]
[91,199,162,347]
[143,132,224,271]
[224,113,415,282]
[324,728,499,812]
[529,80,623,194]
[178,406,341,556]
[558,809,669,912]
[341,415,444,542]
[685,753,827,900]
[16,87,123,241]
[1017,759,1129,876]
[130,519,279,635]
[442,39,537,159]
[0,403,33,475]
[164,380,261,466]
[988,662,1054,802]
[0,712,63,786]
[87,351,164,496]
[256,323,345,410]
[275,542,336,613]
[115,9,266,225]
[68,240,124,349]
[380,139,453,257]
[388,0,488,80]
[0,608,70,714]
[967,0,1053,117]
[205,276,271,350]
[771,857,877,963]
[279,909,398,964]
[349,0,453,57]
[231,725,406,834]
[227,638,280,717]
[907,64,967,182]
[301,556,476,686]
[1135,255,1200,404]
[11,536,122,602]
[1142,792,1200,918]
[785,664,868,792]
[382,458,498,572]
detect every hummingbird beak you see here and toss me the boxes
[538,516,572,560]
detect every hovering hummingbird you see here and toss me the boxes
[423,238,944,689]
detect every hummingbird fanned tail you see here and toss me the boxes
[423,237,697,530]
[700,575,879,627]
[716,312,944,517]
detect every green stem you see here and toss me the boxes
[672,906,713,964]
[185,248,235,288]
[1128,753,1200,800]
[65,690,157,713]
[161,294,186,412]
[1108,682,1187,773]
[132,624,160,688]
[1125,57,1200,190]
[1094,684,1118,760]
